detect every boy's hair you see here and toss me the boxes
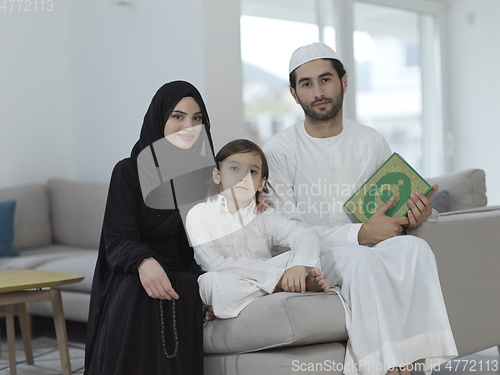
[208,139,269,199]
[289,58,346,90]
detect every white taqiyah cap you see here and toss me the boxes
[289,42,341,74]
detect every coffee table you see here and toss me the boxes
[0,270,84,375]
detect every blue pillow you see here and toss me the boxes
[0,200,20,257]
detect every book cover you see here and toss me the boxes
[343,153,434,223]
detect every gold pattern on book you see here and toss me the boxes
[374,180,403,209]
[344,153,432,223]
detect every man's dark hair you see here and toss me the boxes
[289,58,347,90]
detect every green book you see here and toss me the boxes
[344,152,434,223]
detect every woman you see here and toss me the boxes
[84,81,215,375]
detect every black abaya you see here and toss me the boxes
[85,81,214,375]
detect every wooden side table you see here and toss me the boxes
[0,270,84,375]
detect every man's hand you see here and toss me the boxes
[138,257,179,300]
[254,191,274,214]
[281,265,307,293]
[407,184,438,228]
[358,196,409,246]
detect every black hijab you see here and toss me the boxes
[130,80,214,160]
[133,81,216,214]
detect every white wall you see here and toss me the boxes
[201,0,245,153]
[0,3,73,185]
[0,0,244,187]
[67,0,206,183]
[446,0,500,205]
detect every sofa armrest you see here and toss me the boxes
[407,206,500,357]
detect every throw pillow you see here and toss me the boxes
[0,200,20,257]
[426,169,487,211]
[429,190,450,213]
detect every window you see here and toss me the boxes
[353,1,442,175]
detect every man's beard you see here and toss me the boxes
[297,85,344,122]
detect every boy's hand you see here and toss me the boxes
[254,192,274,214]
[204,305,215,323]
[281,265,307,293]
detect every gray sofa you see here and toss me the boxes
[0,179,107,322]
[1,170,499,375]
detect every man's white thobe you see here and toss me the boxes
[264,119,458,375]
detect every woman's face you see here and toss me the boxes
[164,96,203,149]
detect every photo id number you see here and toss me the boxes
[1,0,54,11]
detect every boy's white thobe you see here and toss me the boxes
[186,194,320,318]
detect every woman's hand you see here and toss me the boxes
[281,265,307,293]
[254,191,274,214]
[138,257,179,300]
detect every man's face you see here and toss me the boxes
[291,59,347,122]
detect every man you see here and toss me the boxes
[264,42,436,246]
[264,43,457,375]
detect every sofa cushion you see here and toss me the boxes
[48,178,108,248]
[427,169,487,211]
[0,200,19,256]
[0,183,51,250]
[205,342,346,375]
[0,244,94,271]
[203,291,347,354]
[36,253,97,293]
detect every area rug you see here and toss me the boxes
[0,337,84,374]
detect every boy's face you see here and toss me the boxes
[213,152,266,202]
